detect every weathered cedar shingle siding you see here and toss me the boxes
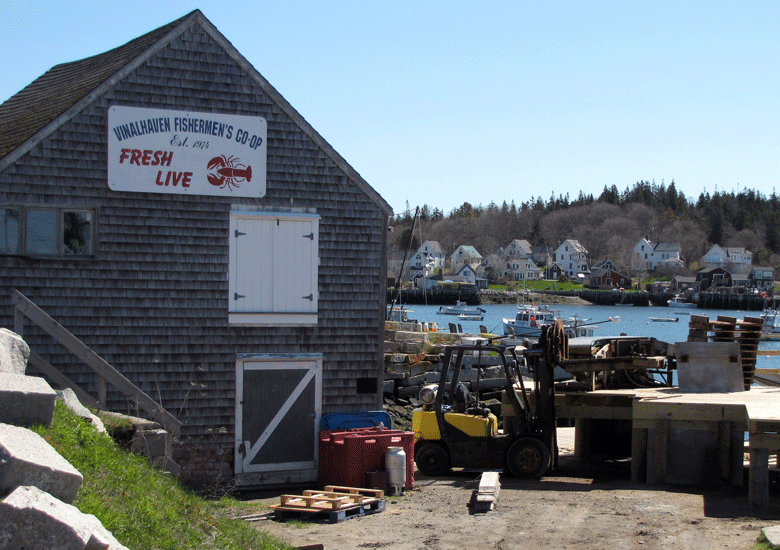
[0,12,391,484]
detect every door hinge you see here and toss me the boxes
[302,294,313,301]
[234,293,246,301]
[235,229,246,237]
[303,233,314,240]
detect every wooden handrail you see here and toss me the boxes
[11,289,182,436]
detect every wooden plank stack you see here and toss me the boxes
[687,314,763,389]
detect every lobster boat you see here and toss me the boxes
[502,304,558,338]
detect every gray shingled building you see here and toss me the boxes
[0,10,392,488]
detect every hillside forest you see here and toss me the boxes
[389,181,780,275]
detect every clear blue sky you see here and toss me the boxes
[2,1,778,216]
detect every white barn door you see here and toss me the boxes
[235,355,322,486]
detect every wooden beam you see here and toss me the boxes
[28,350,100,409]
[12,289,181,436]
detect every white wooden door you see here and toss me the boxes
[235,355,322,486]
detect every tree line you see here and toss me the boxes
[391,181,780,272]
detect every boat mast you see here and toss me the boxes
[388,206,420,319]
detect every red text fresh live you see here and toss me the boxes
[118,149,192,188]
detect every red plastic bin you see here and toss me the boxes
[318,427,415,490]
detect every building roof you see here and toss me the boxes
[0,10,392,216]
[420,241,444,253]
[652,242,681,253]
[452,245,482,258]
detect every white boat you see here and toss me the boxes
[386,305,415,323]
[437,300,486,316]
[502,304,559,337]
[457,313,484,321]
[564,315,599,338]
[667,294,697,309]
[761,310,780,340]
[650,317,679,322]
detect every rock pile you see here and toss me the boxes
[0,328,129,550]
[382,322,517,430]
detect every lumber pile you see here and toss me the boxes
[687,314,762,389]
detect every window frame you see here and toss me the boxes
[0,205,96,258]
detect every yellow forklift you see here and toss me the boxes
[412,321,567,477]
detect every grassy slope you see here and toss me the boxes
[30,402,293,550]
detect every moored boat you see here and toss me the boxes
[502,304,558,337]
[761,310,780,341]
[457,313,484,321]
[650,317,679,322]
[667,294,697,309]
[438,300,486,316]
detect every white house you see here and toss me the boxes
[450,245,482,273]
[505,257,541,281]
[631,239,683,271]
[504,239,533,258]
[553,239,589,280]
[408,251,436,277]
[702,245,752,272]
[417,240,446,269]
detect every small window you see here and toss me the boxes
[26,209,57,255]
[0,206,94,257]
[0,208,20,254]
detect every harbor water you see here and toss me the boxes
[403,302,780,370]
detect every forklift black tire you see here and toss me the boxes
[505,437,551,478]
[415,443,450,476]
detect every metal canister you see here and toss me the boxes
[385,446,406,495]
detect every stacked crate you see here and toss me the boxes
[687,314,762,389]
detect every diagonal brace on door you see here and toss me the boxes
[243,369,315,468]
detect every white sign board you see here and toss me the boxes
[107,106,266,197]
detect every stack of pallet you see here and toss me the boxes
[270,486,385,523]
[687,314,763,389]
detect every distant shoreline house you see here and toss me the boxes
[553,239,589,282]
[450,245,483,274]
[702,245,753,272]
[631,239,683,271]
[589,260,630,289]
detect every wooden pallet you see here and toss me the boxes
[687,314,762,389]
[271,486,386,523]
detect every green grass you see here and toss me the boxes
[489,280,585,292]
[31,402,293,550]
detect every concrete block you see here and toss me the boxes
[461,355,505,367]
[401,341,424,354]
[383,379,395,394]
[0,486,129,550]
[0,373,57,427]
[425,371,442,383]
[58,388,106,434]
[394,331,427,343]
[674,341,743,393]
[0,486,94,549]
[131,428,169,460]
[0,423,83,503]
[470,378,510,391]
[383,341,401,353]
[399,374,427,387]
[395,385,420,398]
[0,329,30,376]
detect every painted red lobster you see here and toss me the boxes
[207,155,252,190]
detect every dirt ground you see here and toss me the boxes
[241,452,780,550]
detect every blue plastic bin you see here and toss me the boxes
[319,411,392,431]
